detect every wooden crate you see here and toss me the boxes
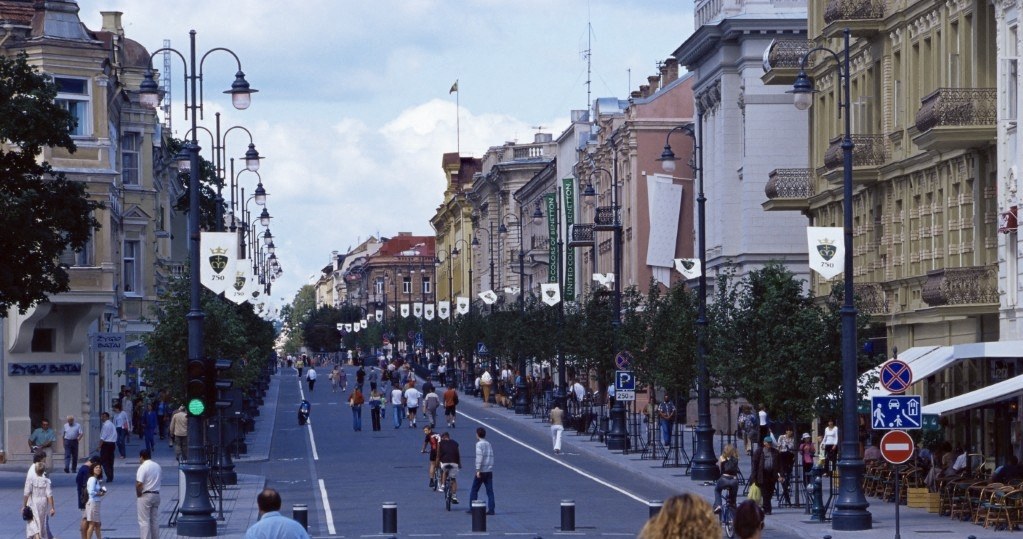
[907,487,930,508]
[925,493,941,513]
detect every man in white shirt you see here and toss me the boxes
[306,367,318,391]
[758,404,769,440]
[390,385,405,429]
[62,415,83,473]
[113,405,131,459]
[97,412,117,482]
[404,384,423,428]
[135,449,162,539]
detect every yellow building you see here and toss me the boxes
[763,1,1020,457]
[0,3,177,463]
[431,153,480,303]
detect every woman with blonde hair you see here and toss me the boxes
[637,492,718,539]
[714,444,741,513]
[23,461,54,539]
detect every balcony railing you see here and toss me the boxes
[824,0,886,24]
[765,168,812,199]
[914,88,997,133]
[921,265,998,307]
[512,145,544,160]
[568,223,594,248]
[823,135,887,170]
[763,40,815,71]
[593,206,620,231]
[853,282,888,314]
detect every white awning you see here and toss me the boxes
[922,374,1023,416]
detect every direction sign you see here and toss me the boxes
[615,351,634,370]
[880,359,913,394]
[870,395,922,430]
[476,342,489,356]
[880,430,915,464]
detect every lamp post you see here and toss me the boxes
[499,215,528,414]
[582,165,628,451]
[789,28,871,530]
[137,30,256,537]
[451,237,474,384]
[659,120,718,481]
[183,113,262,232]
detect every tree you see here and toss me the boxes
[281,285,316,354]
[0,52,102,314]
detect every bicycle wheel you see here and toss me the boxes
[445,481,453,511]
[722,505,735,539]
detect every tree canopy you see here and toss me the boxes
[0,53,102,314]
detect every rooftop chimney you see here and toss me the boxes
[100,11,123,34]
[647,75,660,94]
[664,58,679,84]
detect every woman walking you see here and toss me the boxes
[349,387,365,431]
[369,388,383,431]
[23,461,55,539]
[84,462,105,539]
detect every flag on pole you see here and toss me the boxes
[456,297,469,315]
[541,283,561,306]
[807,227,844,279]
[424,304,435,320]
[673,258,702,280]
[449,80,458,94]
[479,290,498,305]
[438,301,450,319]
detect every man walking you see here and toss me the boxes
[306,366,317,391]
[390,384,405,429]
[467,427,495,515]
[97,412,117,482]
[244,488,311,539]
[657,394,676,449]
[113,404,131,459]
[751,435,783,515]
[62,415,83,473]
[550,401,565,455]
[28,418,56,474]
[136,449,162,539]
[443,384,459,428]
[169,405,188,462]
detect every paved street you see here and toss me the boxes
[0,365,1017,537]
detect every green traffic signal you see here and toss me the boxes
[187,397,206,417]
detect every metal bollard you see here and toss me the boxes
[810,465,825,522]
[560,499,576,531]
[292,504,308,530]
[648,500,663,518]
[382,501,398,534]
[471,500,487,532]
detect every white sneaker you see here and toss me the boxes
[438,486,445,492]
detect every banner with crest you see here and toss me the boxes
[375,309,384,321]
[400,304,410,318]
[541,283,561,306]
[200,232,237,294]
[455,297,469,315]
[424,304,435,320]
[225,266,254,305]
[807,227,844,279]
[413,302,423,318]
[478,290,498,305]
[673,258,702,280]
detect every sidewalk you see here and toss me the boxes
[463,392,1016,539]
[0,374,278,539]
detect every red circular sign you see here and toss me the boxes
[880,430,915,465]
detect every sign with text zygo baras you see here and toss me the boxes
[93,332,126,352]
[200,232,238,294]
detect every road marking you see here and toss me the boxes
[299,378,319,460]
[458,411,650,505]
[318,478,336,535]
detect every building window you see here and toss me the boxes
[59,237,93,267]
[402,276,412,294]
[123,240,141,295]
[54,77,90,136]
[31,328,54,353]
[422,276,432,294]
[375,279,384,295]
[122,132,141,185]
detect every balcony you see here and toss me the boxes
[593,205,620,231]
[823,0,886,38]
[568,223,594,248]
[912,88,996,152]
[761,39,814,86]
[853,282,888,315]
[763,168,812,212]
[921,265,998,307]
[822,135,887,185]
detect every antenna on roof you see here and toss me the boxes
[531,125,546,132]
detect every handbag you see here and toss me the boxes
[747,482,763,505]
[22,505,33,521]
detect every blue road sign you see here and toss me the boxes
[615,351,633,370]
[880,359,913,393]
[476,342,489,356]
[870,395,922,430]
[614,370,635,391]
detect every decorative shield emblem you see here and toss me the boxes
[233,272,247,291]
[478,290,498,305]
[817,241,837,261]
[438,301,450,320]
[456,297,469,315]
[541,283,561,306]
[209,248,229,274]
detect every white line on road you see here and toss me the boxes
[318,478,336,535]
[458,411,651,505]
[299,378,319,460]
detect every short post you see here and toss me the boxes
[292,504,308,530]
[648,499,663,518]
[382,501,397,534]
[560,499,576,531]
[811,464,825,522]
[471,500,487,532]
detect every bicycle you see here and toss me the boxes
[432,464,442,492]
[719,485,736,539]
[443,472,455,511]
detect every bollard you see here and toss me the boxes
[292,504,308,530]
[560,500,576,531]
[648,499,663,519]
[382,501,398,534]
[471,500,487,532]
[810,465,825,522]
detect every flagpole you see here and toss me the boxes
[450,79,460,156]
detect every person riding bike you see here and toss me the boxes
[714,444,741,514]
[437,432,461,504]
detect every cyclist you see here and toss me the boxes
[436,432,460,504]
[714,443,740,514]
[421,426,441,488]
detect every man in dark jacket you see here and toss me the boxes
[751,436,783,514]
[437,432,461,504]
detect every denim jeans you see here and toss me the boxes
[469,471,495,513]
[352,405,362,431]
[63,438,79,472]
[116,427,127,457]
[392,405,403,428]
[659,419,672,447]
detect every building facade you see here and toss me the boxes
[431,154,480,305]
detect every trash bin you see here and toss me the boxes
[298,400,311,426]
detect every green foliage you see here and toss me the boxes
[281,285,316,354]
[0,52,102,313]
[138,269,275,403]
[165,138,224,231]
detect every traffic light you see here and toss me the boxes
[210,359,234,411]
[186,358,210,417]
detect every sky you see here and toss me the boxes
[75,0,696,310]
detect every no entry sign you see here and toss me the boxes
[880,430,915,465]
